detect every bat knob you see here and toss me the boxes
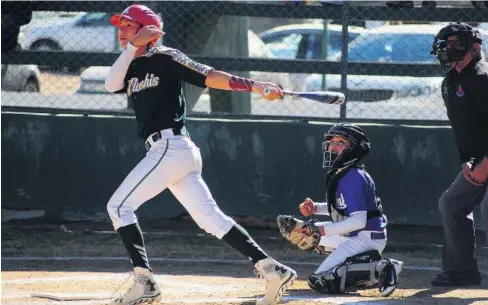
[263,87,271,96]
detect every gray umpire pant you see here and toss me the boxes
[439,171,488,272]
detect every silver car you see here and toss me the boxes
[1,64,41,92]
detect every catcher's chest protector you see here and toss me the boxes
[326,167,384,222]
[326,169,349,219]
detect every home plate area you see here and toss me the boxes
[3,265,488,305]
[2,271,394,305]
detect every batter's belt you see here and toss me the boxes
[145,126,189,151]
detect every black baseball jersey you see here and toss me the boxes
[441,55,488,163]
[121,46,214,139]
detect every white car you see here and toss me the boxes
[77,30,293,94]
[20,12,118,52]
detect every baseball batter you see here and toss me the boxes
[103,5,296,305]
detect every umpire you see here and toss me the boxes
[430,22,488,286]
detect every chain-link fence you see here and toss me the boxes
[2,1,488,122]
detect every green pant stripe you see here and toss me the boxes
[117,139,169,217]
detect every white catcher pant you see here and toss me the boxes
[107,131,235,239]
[315,227,387,274]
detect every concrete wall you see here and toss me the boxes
[2,112,482,226]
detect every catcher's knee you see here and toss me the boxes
[308,250,384,294]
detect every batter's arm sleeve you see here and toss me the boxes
[166,50,214,88]
[105,43,137,92]
[316,211,367,236]
[314,202,330,215]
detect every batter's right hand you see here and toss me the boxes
[254,81,283,101]
[299,198,317,217]
[130,25,164,47]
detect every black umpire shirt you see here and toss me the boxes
[121,46,213,140]
[441,55,488,164]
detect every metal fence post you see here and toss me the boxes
[340,1,349,120]
[321,19,329,91]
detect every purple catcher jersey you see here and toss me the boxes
[335,168,386,236]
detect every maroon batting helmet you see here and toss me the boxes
[110,5,162,44]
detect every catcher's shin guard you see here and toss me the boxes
[308,250,395,295]
[106,267,161,305]
[254,258,297,305]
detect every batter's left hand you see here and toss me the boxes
[253,81,283,101]
[130,25,164,47]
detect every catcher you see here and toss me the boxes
[277,123,404,296]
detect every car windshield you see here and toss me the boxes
[266,33,303,59]
[248,30,277,58]
[308,30,361,59]
[334,32,437,63]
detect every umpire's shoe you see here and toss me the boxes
[107,267,161,305]
[431,270,481,287]
[254,257,297,305]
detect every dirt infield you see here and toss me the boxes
[2,222,488,305]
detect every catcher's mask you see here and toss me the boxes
[322,123,370,172]
[431,22,482,65]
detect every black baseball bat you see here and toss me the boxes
[264,88,345,105]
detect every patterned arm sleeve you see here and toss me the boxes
[166,48,214,88]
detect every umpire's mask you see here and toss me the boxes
[431,22,482,65]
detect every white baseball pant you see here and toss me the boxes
[106,129,235,239]
[315,229,387,274]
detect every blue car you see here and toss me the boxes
[306,25,451,101]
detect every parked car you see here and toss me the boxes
[20,12,118,52]
[259,23,364,60]
[305,24,478,101]
[77,30,293,94]
[320,1,477,8]
[1,65,41,92]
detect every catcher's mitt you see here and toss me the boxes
[276,215,321,252]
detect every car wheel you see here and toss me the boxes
[30,40,61,51]
[23,78,40,92]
